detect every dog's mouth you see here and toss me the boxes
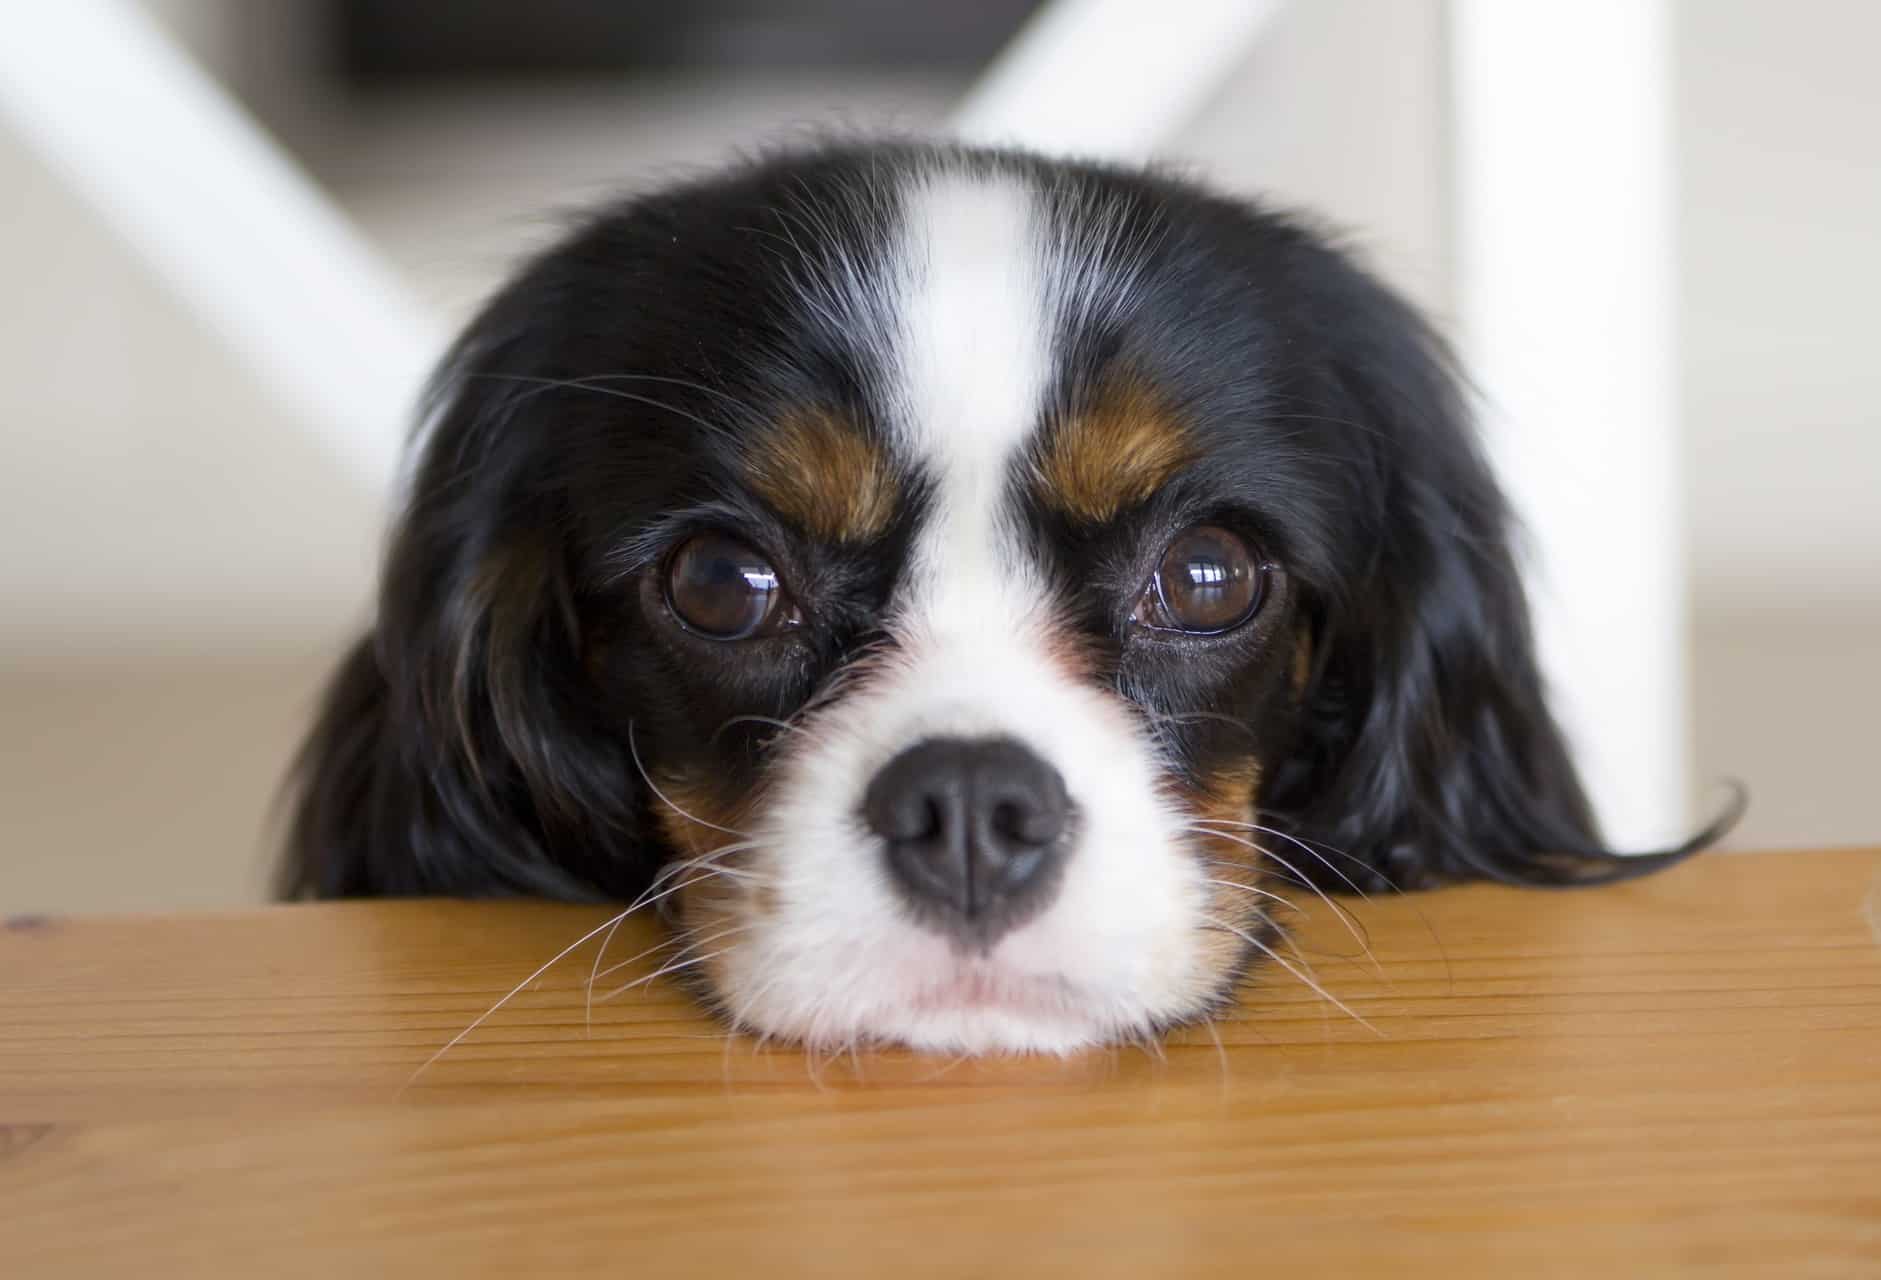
[905,963,1080,1016]
[823,959,1119,1054]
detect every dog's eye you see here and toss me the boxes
[665,534,797,640]
[1134,525,1266,634]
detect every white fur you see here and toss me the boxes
[716,164,1212,1054]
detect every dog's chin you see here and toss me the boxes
[695,914,1223,1057]
[729,970,1135,1057]
[849,965,1114,1056]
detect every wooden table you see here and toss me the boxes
[4,848,1878,1275]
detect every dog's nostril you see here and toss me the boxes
[987,779,1068,847]
[863,736,1073,944]
[917,798,947,841]
[990,800,1030,843]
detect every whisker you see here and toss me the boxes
[1192,822,1371,920]
[1202,1014,1230,1091]
[637,841,763,895]
[710,713,807,744]
[643,857,770,902]
[464,373,739,438]
[1191,818,1376,899]
[1285,832,1404,892]
[800,1009,837,1093]
[1135,706,1260,743]
[435,831,770,1052]
[584,909,648,1039]
[1186,824,1377,969]
[912,1047,978,1084]
[628,720,750,839]
[499,371,763,419]
[401,909,633,1094]
[592,918,749,988]
[596,944,738,1004]
[1198,819,1456,993]
[1204,914,1380,1036]
[587,928,683,1031]
[601,847,767,951]
[1197,873,1295,910]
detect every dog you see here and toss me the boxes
[285,142,1729,1055]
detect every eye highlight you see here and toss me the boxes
[1134,525,1267,635]
[664,533,799,640]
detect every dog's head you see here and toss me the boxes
[288,144,1716,1054]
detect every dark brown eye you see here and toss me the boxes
[1135,525,1266,635]
[665,533,795,640]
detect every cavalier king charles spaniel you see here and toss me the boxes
[285,142,1727,1055]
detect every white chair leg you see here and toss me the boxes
[1449,0,1687,847]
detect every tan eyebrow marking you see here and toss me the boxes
[1035,375,1197,523]
[745,407,900,543]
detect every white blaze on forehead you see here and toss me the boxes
[887,168,1051,626]
[707,162,1212,1055]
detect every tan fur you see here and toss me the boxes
[1040,625,1101,682]
[1291,630,1314,700]
[1036,377,1196,522]
[1176,758,1273,999]
[746,408,898,543]
[651,771,749,861]
[655,765,789,944]
[656,771,769,972]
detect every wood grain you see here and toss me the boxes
[3,848,1878,1276]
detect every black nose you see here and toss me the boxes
[862,736,1073,945]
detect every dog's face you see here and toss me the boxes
[290,145,1708,1055]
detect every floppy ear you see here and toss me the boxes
[1261,268,1735,895]
[281,348,653,902]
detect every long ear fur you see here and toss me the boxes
[1261,262,1740,894]
[281,317,655,902]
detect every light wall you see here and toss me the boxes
[0,122,379,658]
[1680,0,1881,613]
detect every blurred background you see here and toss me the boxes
[3,0,1876,913]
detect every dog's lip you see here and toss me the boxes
[906,964,1079,1015]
